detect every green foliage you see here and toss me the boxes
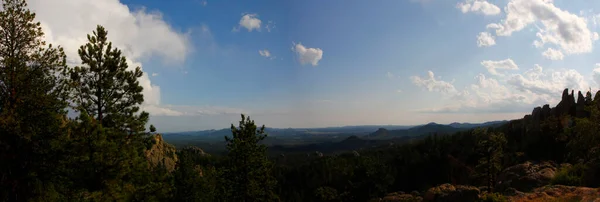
[219,114,279,202]
[478,192,507,202]
[173,147,218,202]
[150,124,157,133]
[551,164,585,186]
[68,25,148,133]
[474,128,507,192]
[314,186,339,202]
[0,0,70,200]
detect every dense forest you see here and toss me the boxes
[2,0,600,201]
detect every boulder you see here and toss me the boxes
[423,184,480,202]
[495,161,557,193]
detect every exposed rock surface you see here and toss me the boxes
[370,191,422,202]
[144,134,178,172]
[423,183,480,202]
[495,161,557,193]
[507,185,600,202]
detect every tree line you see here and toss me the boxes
[0,0,277,201]
[3,0,600,201]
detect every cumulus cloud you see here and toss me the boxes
[542,48,564,60]
[507,64,589,97]
[151,73,159,77]
[292,42,323,66]
[233,13,261,32]
[487,0,598,56]
[411,62,595,114]
[457,0,501,15]
[481,59,519,76]
[28,0,191,116]
[410,71,457,94]
[477,32,496,47]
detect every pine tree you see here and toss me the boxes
[68,25,148,133]
[474,128,506,192]
[219,114,278,202]
[64,25,155,200]
[0,0,70,200]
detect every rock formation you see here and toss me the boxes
[144,134,178,172]
[506,185,600,202]
[423,184,480,202]
[495,161,558,193]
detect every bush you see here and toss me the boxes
[551,163,586,186]
[478,192,507,202]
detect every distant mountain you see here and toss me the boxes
[448,120,508,128]
[163,121,506,137]
[365,121,508,140]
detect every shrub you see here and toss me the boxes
[551,163,586,186]
[478,192,507,202]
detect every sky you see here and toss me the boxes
[22,0,600,132]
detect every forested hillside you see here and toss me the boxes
[2,0,600,201]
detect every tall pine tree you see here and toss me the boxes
[474,128,507,192]
[219,114,278,202]
[0,0,70,200]
[64,25,156,200]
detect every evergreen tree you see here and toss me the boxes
[68,25,148,133]
[0,0,70,200]
[474,128,506,192]
[219,114,278,202]
[64,25,155,200]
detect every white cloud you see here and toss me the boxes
[151,73,159,77]
[507,64,589,97]
[410,71,457,94]
[28,0,191,116]
[411,62,597,114]
[397,89,403,93]
[593,64,600,87]
[292,42,323,66]
[259,49,275,60]
[477,32,496,47]
[234,13,261,32]
[481,59,519,76]
[201,0,207,6]
[487,0,598,55]
[457,0,501,15]
[542,48,564,60]
[386,72,395,78]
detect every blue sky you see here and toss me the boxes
[30,0,600,132]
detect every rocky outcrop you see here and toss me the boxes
[145,134,178,172]
[576,91,589,117]
[495,161,557,193]
[549,89,576,117]
[423,184,480,202]
[507,185,600,202]
[370,192,422,202]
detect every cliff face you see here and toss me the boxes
[145,134,178,172]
